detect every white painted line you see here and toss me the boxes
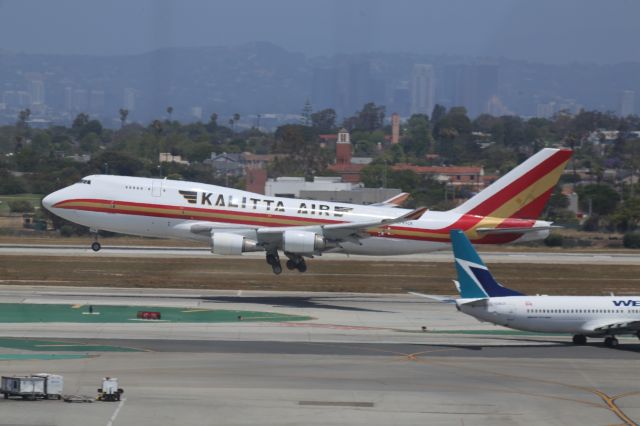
[237,290,243,296]
[106,397,126,426]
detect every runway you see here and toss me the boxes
[0,286,639,425]
[2,243,640,264]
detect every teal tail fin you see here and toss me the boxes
[450,230,524,299]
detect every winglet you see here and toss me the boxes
[383,206,428,224]
[371,192,410,207]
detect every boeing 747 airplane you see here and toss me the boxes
[416,230,640,347]
[43,148,571,274]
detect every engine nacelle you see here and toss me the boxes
[211,232,261,255]
[282,230,326,254]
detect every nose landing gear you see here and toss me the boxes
[90,230,101,252]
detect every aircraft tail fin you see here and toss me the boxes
[450,229,524,299]
[450,148,572,220]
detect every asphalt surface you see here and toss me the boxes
[0,286,639,425]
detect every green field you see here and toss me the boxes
[0,303,311,323]
[0,193,44,215]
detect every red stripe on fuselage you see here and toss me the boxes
[54,198,534,243]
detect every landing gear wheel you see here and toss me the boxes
[266,252,282,275]
[296,260,307,273]
[286,259,296,270]
[572,335,587,345]
[91,242,101,252]
[604,336,619,348]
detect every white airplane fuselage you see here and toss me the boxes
[460,296,640,336]
[43,175,547,255]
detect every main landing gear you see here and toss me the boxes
[90,230,101,252]
[265,252,308,274]
[285,252,307,273]
[573,334,620,347]
[572,335,587,345]
[266,252,282,275]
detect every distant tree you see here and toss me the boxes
[430,104,446,125]
[209,112,218,127]
[166,106,174,121]
[17,108,31,127]
[228,118,235,132]
[577,184,620,216]
[72,113,90,130]
[8,199,34,213]
[232,113,240,132]
[401,114,432,157]
[118,108,129,128]
[355,102,385,132]
[310,108,337,131]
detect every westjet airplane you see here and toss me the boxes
[42,148,571,274]
[416,230,640,347]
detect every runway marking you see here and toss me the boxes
[181,309,210,313]
[591,389,638,426]
[427,359,638,425]
[106,397,126,426]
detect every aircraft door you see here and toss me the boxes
[152,179,163,197]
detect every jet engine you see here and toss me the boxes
[282,230,326,254]
[211,232,262,255]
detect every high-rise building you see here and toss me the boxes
[89,90,105,113]
[64,87,74,111]
[123,88,137,111]
[73,89,89,112]
[391,113,400,144]
[29,80,45,105]
[410,64,435,116]
[444,63,499,117]
[620,90,635,116]
[536,102,556,119]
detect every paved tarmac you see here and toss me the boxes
[2,243,640,264]
[0,286,639,425]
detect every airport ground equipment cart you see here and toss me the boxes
[33,373,64,399]
[1,374,64,400]
[2,376,45,400]
[97,377,123,401]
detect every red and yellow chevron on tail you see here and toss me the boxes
[454,148,572,221]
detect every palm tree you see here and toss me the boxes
[166,106,173,121]
[119,108,129,128]
[232,113,240,132]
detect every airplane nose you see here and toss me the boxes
[42,191,60,211]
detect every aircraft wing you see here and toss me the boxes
[588,320,640,334]
[186,206,428,249]
[370,192,410,208]
[320,206,428,241]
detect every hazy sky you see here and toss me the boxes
[1,0,639,64]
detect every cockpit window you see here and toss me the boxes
[78,179,91,184]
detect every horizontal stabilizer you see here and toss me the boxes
[475,225,560,235]
[408,292,457,304]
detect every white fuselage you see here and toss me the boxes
[459,296,640,336]
[43,175,547,255]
